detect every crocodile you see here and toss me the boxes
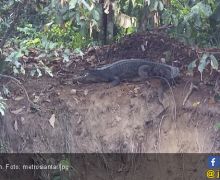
[74,58,180,86]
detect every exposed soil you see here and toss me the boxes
[0,31,220,153]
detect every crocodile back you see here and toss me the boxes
[100,59,155,79]
[80,59,180,83]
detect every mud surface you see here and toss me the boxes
[0,31,220,153]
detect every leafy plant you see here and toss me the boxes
[162,0,220,47]
[5,49,26,75]
[30,62,53,78]
[188,53,219,80]
[44,22,90,49]
[115,0,165,32]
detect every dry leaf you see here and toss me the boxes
[71,89,77,94]
[14,120,18,131]
[49,114,56,128]
[33,95,40,103]
[21,117,25,122]
[77,116,82,125]
[86,55,96,63]
[134,87,140,94]
[87,47,95,53]
[115,116,122,122]
[192,101,200,107]
[208,97,215,104]
[145,41,148,46]
[11,107,25,114]
[141,45,145,52]
[84,89,89,96]
[14,96,24,101]
[73,97,79,104]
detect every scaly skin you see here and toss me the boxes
[74,59,180,86]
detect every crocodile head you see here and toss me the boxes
[170,66,180,79]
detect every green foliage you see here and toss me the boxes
[0,0,15,37]
[17,24,38,38]
[41,0,101,37]
[4,19,91,76]
[30,61,53,78]
[163,0,220,46]
[44,22,90,49]
[1,0,220,81]
[149,0,164,11]
[161,0,220,77]
[0,0,101,77]
[115,0,163,28]
[114,26,136,42]
[25,38,41,47]
[187,53,219,80]
[5,49,26,75]
[187,59,197,74]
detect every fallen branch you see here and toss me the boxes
[0,73,40,110]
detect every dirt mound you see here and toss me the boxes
[100,32,194,62]
[0,31,220,153]
[59,31,197,77]
[78,32,196,69]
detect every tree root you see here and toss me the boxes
[182,82,198,106]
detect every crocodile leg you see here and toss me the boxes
[138,65,152,80]
[110,76,121,86]
[140,65,168,108]
[157,84,165,105]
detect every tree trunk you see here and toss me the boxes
[106,3,114,44]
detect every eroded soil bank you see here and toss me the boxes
[0,31,220,153]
